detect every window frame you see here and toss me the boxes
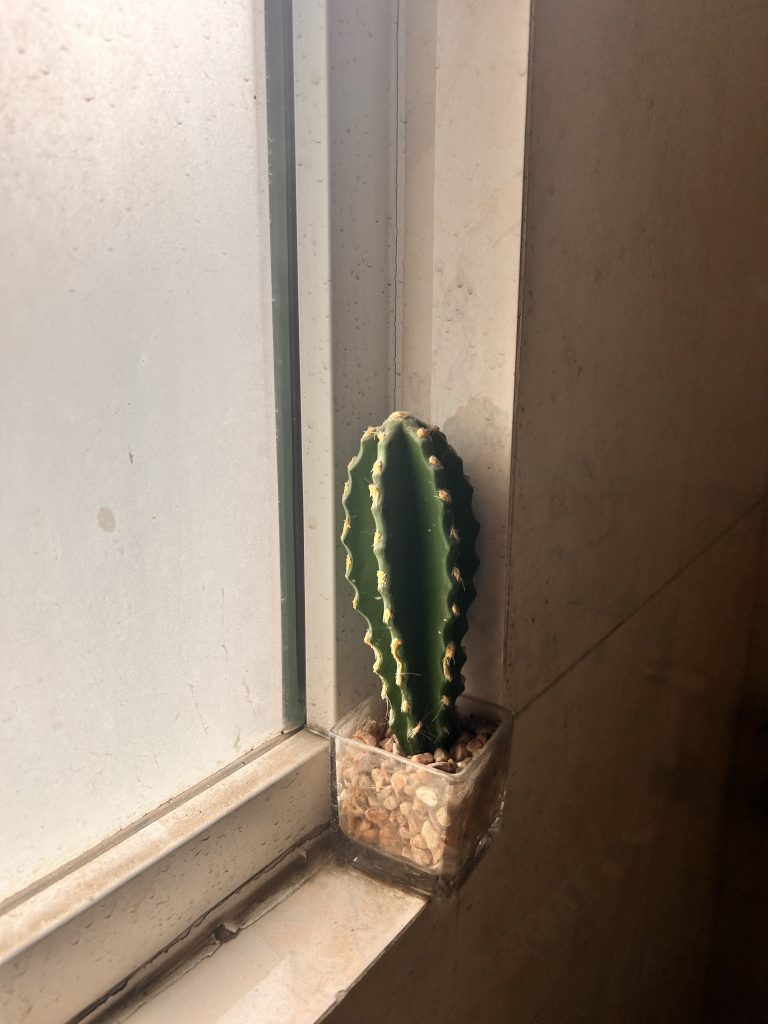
[0,0,345,1019]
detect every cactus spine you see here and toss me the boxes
[342,412,479,755]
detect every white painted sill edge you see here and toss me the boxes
[103,851,427,1024]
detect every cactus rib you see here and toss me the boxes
[342,430,407,739]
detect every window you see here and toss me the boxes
[1,1,323,1020]
[0,0,521,1019]
[0,0,295,900]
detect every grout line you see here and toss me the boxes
[515,496,768,719]
[502,0,537,687]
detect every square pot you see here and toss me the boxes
[330,694,514,896]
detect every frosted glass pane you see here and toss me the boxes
[0,0,284,902]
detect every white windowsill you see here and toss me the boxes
[103,852,427,1024]
[0,730,330,1024]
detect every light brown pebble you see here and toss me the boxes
[421,820,442,851]
[353,730,379,747]
[399,800,413,816]
[380,737,395,752]
[412,848,434,868]
[433,747,449,763]
[415,786,439,807]
[450,742,468,762]
[435,806,450,828]
[382,793,400,810]
[455,759,471,771]
[410,833,429,852]
[343,801,366,819]
[370,767,387,790]
[430,759,457,774]
[365,806,390,826]
[466,736,486,755]
[391,771,408,791]
[364,719,387,741]
[411,752,435,765]
[408,813,427,836]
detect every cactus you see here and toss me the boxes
[341,411,480,755]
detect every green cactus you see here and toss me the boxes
[341,411,480,755]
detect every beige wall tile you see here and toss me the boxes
[505,1,768,709]
[678,9,768,562]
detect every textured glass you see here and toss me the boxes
[0,0,283,901]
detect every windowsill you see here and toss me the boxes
[103,845,427,1024]
[0,729,330,1024]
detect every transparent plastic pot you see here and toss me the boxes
[330,694,514,896]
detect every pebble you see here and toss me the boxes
[364,806,389,825]
[412,752,435,765]
[431,759,457,774]
[433,747,449,763]
[415,786,439,807]
[450,741,469,762]
[353,730,379,747]
[408,814,427,836]
[466,736,486,755]
[421,819,441,850]
[364,719,388,741]
[390,771,408,791]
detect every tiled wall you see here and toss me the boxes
[327,1,768,1021]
